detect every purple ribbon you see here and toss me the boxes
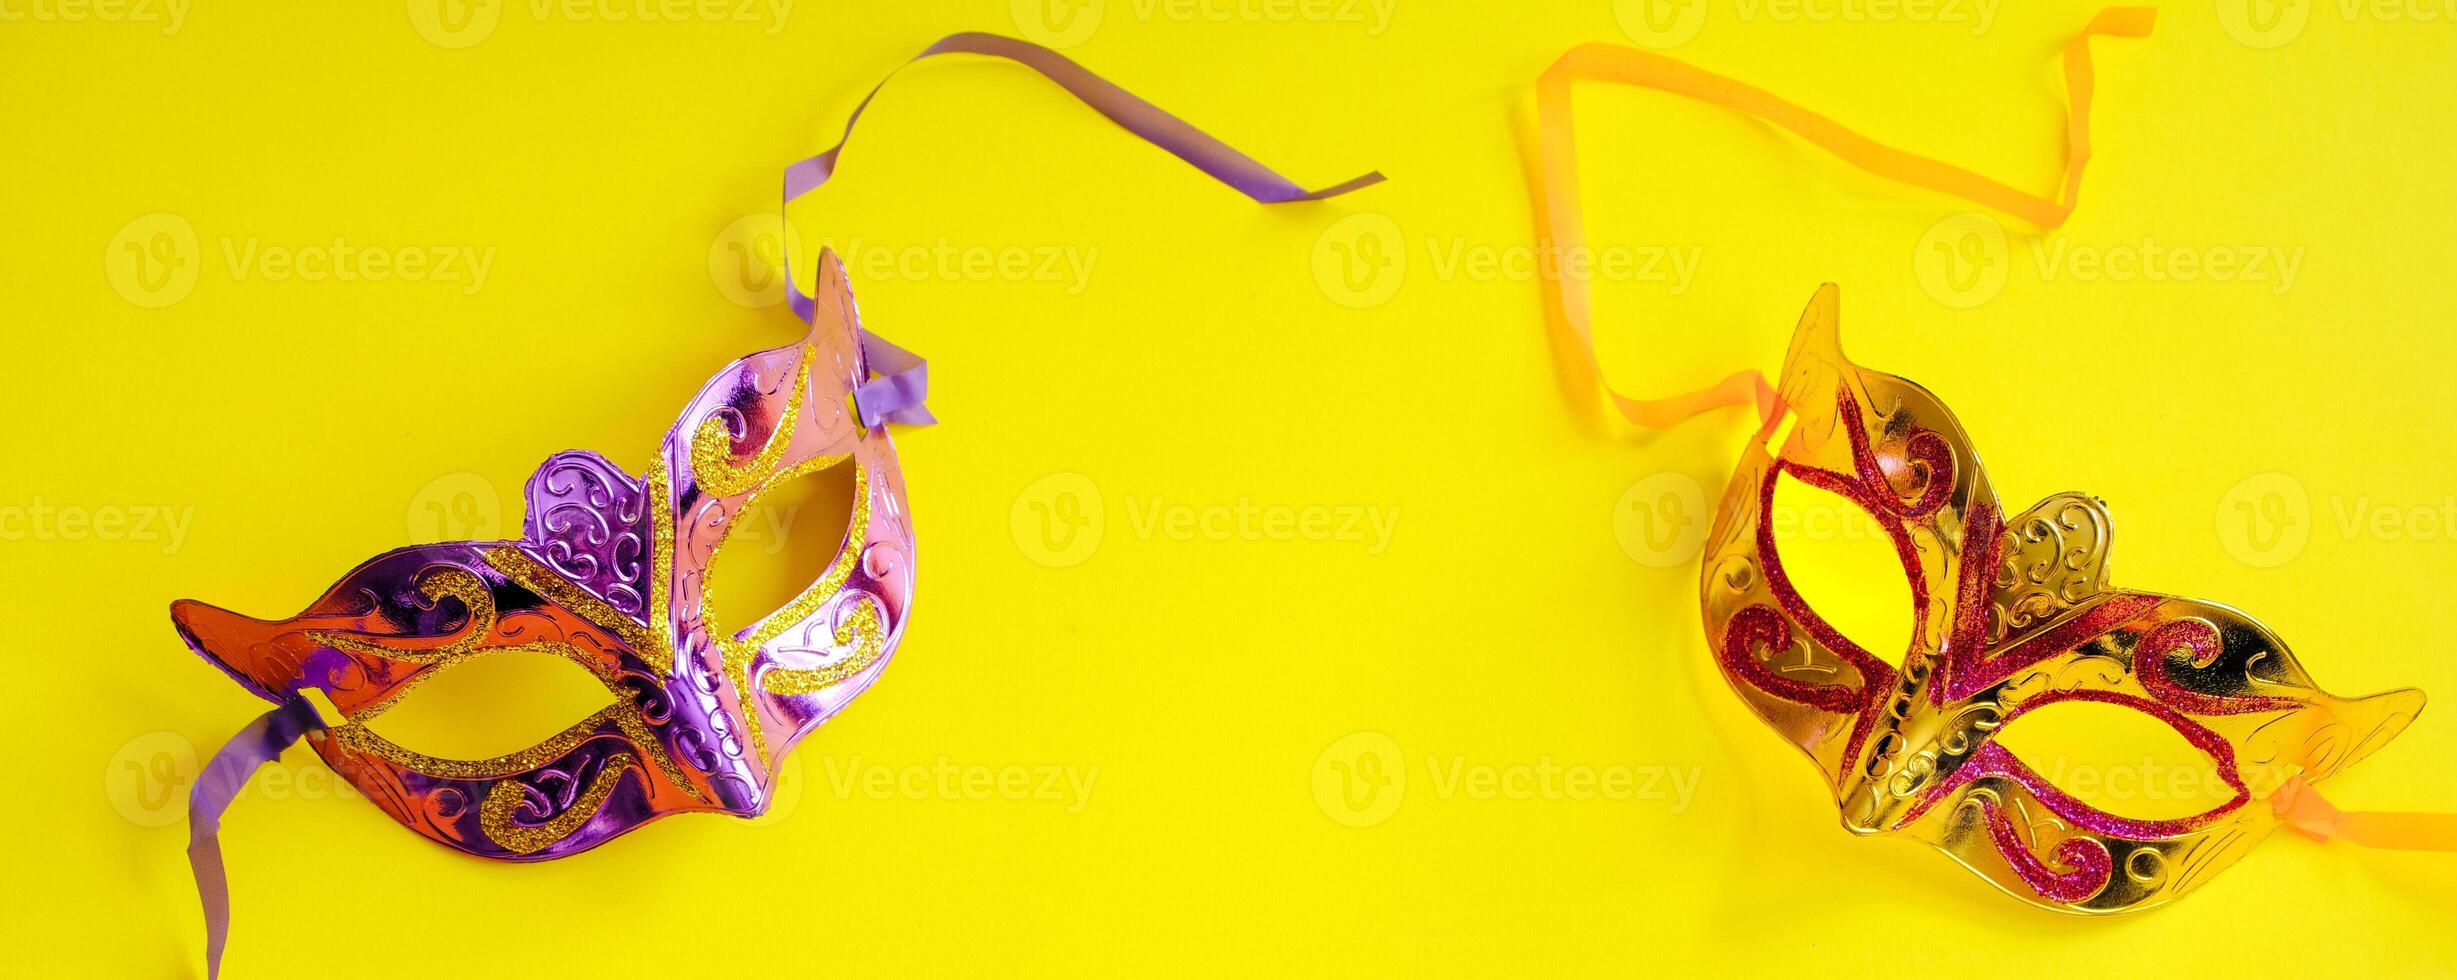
[188,695,328,979]
[854,331,933,428]
[779,31,1387,424]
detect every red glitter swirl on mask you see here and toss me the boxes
[2133,619,2303,715]
[1840,389,1954,520]
[1934,591,2162,705]
[1967,786,2114,903]
[1932,501,2006,701]
[1720,606,1868,715]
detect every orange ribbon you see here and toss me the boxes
[1532,7,2153,430]
[2272,776,2457,851]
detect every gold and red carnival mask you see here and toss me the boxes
[1699,286,2425,913]
[1535,8,2451,913]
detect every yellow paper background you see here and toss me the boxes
[4,0,2454,974]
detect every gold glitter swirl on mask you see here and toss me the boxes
[482,547,671,676]
[648,460,674,655]
[306,565,497,664]
[760,598,889,696]
[478,751,637,854]
[705,454,872,765]
[690,343,812,499]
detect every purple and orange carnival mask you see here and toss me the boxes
[175,32,1380,977]
[178,253,921,860]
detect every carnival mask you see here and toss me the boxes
[1699,285,2426,913]
[174,252,917,858]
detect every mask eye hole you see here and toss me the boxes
[360,651,614,759]
[705,455,860,633]
[1993,700,2237,822]
[1768,475,1914,667]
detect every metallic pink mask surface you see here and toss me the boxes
[175,253,913,859]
